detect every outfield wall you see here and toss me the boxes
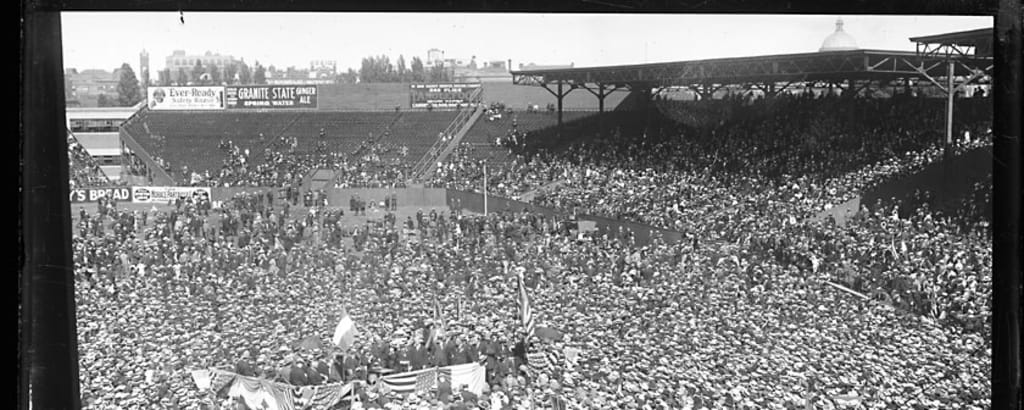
[210,187,448,208]
[123,186,681,246]
[314,83,630,111]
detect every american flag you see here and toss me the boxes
[414,368,437,393]
[527,352,550,370]
[516,269,535,340]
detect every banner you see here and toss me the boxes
[410,83,480,108]
[193,369,354,410]
[70,187,132,203]
[147,87,225,110]
[131,186,211,204]
[225,85,318,109]
[379,362,486,396]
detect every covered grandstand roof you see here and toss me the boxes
[910,28,993,58]
[909,28,992,48]
[510,48,992,88]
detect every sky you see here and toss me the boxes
[60,13,991,76]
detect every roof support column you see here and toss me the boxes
[540,81,576,133]
[557,81,564,128]
[945,60,955,145]
[584,83,615,113]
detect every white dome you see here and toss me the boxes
[819,18,859,52]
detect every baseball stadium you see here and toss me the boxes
[63,21,995,410]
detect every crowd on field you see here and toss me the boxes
[73,92,992,410]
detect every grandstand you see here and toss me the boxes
[66,105,141,182]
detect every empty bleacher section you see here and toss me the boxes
[282,112,398,153]
[122,110,299,179]
[122,110,404,184]
[331,111,461,187]
[315,83,412,111]
[481,82,628,110]
[383,111,459,164]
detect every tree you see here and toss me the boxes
[116,63,143,106]
[397,55,407,81]
[158,69,172,86]
[359,57,374,83]
[379,55,395,82]
[192,60,205,85]
[97,94,114,107]
[177,68,189,86]
[224,64,238,85]
[253,62,267,85]
[336,68,358,84]
[238,63,252,85]
[411,57,425,82]
[428,61,449,82]
[209,64,221,85]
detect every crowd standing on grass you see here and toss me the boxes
[72,92,992,409]
[74,199,990,409]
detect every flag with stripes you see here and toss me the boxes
[414,368,437,393]
[379,363,485,396]
[515,269,535,341]
[526,351,560,371]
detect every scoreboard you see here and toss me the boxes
[410,83,480,108]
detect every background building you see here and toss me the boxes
[164,50,242,84]
[64,68,124,107]
[819,18,860,52]
[310,60,338,79]
[139,49,150,87]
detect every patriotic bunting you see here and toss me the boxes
[193,368,353,410]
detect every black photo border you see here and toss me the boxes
[20,0,1020,409]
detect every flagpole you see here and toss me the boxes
[483,162,488,216]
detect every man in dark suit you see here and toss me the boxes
[395,343,410,372]
[444,338,459,365]
[305,359,324,385]
[465,337,480,364]
[289,360,310,386]
[234,351,256,377]
[408,340,423,370]
[454,340,473,365]
[313,357,331,382]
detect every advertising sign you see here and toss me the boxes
[69,187,133,203]
[225,85,318,109]
[410,83,480,108]
[131,186,212,204]
[147,87,225,110]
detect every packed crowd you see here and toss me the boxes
[430,93,994,336]
[72,92,992,409]
[74,187,989,409]
[429,143,574,200]
[334,141,411,189]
